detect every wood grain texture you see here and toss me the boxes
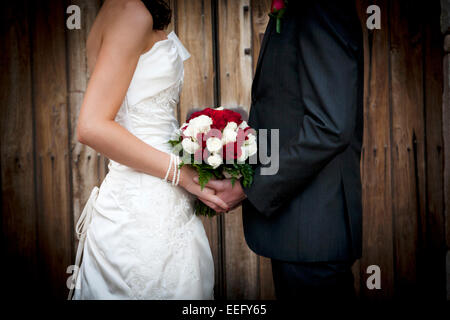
[390,0,427,298]
[251,0,271,71]
[422,0,446,299]
[357,0,395,299]
[177,0,215,124]
[30,0,72,299]
[251,0,275,300]
[176,0,224,298]
[65,0,104,258]
[443,41,450,299]
[167,0,176,33]
[0,0,38,298]
[218,0,258,299]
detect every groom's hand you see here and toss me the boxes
[194,177,247,212]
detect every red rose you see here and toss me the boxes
[222,140,243,160]
[189,108,243,131]
[237,128,247,142]
[205,128,222,140]
[222,110,243,126]
[271,0,285,12]
[269,0,287,33]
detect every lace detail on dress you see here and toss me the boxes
[129,77,183,116]
[108,172,200,300]
[114,77,183,136]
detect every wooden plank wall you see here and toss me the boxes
[66,0,106,259]
[355,0,445,300]
[0,0,37,299]
[30,0,73,298]
[0,0,446,300]
[176,0,222,297]
[357,0,395,299]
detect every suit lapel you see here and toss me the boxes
[252,17,274,99]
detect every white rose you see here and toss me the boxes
[222,128,237,144]
[207,153,223,169]
[245,133,256,145]
[237,146,249,162]
[247,141,257,157]
[206,137,223,153]
[239,121,249,129]
[224,121,238,131]
[183,124,194,138]
[189,115,213,137]
[181,138,200,154]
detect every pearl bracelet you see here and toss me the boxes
[175,157,181,186]
[164,153,181,186]
[171,155,178,186]
[163,153,174,182]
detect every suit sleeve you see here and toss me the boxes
[244,14,362,217]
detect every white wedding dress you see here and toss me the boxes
[71,32,214,300]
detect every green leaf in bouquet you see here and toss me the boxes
[168,139,181,147]
[195,199,217,217]
[192,164,215,190]
[239,163,254,188]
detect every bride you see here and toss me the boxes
[70,0,228,299]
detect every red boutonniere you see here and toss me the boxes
[269,0,287,34]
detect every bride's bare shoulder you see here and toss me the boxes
[102,0,153,35]
[87,0,153,70]
[117,0,153,24]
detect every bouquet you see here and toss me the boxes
[169,107,257,217]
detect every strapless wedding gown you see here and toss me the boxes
[71,32,214,300]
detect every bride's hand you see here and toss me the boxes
[179,166,229,213]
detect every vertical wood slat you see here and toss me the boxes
[389,0,427,298]
[357,0,395,299]
[176,0,223,298]
[0,0,38,298]
[66,0,104,258]
[250,0,275,300]
[443,36,450,301]
[167,0,176,33]
[218,0,258,299]
[31,0,72,298]
[422,0,446,299]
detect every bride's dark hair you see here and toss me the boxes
[141,0,172,30]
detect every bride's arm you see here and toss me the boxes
[77,2,228,212]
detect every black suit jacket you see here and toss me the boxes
[242,0,363,263]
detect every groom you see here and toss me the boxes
[196,0,363,299]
